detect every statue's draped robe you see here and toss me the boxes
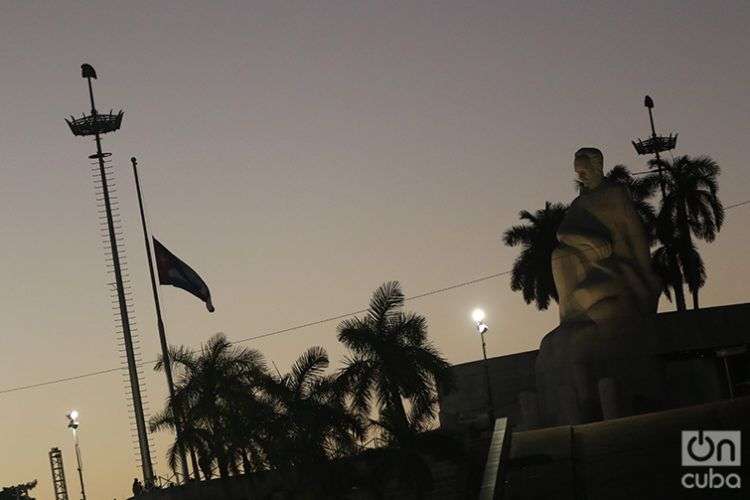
[552,181,660,324]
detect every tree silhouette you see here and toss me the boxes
[337,281,457,498]
[601,165,659,244]
[647,156,724,309]
[150,334,272,480]
[337,281,454,441]
[0,480,37,500]
[265,346,365,471]
[503,202,568,310]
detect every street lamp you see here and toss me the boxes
[471,309,495,426]
[67,410,87,500]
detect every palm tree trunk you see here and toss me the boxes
[388,388,411,442]
[242,450,252,475]
[189,447,201,481]
[676,201,698,311]
[217,454,230,480]
[672,264,687,311]
[664,241,686,311]
[199,452,213,480]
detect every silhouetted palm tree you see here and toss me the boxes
[337,281,457,499]
[266,346,365,471]
[150,334,272,480]
[337,281,454,443]
[503,202,568,310]
[149,401,208,480]
[0,480,37,500]
[648,156,724,309]
[602,165,659,244]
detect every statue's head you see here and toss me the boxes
[574,147,604,191]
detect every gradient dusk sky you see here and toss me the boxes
[1,1,749,498]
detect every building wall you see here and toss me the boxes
[439,303,750,431]
[505,396,750,499]
[439,350,537,431]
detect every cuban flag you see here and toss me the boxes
[153,238,215,312]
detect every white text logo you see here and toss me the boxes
[681,430,741,490]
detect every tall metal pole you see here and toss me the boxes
[480,331,495,424]
[93,109,153,487]
[131,157,191,482]
[72,428,86,500]
[633,95,685,310]
[645,96,667,199]
[72,67,155,485]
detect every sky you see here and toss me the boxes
[1,1,749,498]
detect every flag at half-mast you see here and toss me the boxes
[153,238,215,312]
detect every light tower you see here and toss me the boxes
[49,447,70,500]
[631,95,686,310]
[66,64,155,485]
[66,411,86,500]
[631,95,678,196]
[471,308,495,425]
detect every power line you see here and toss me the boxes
[0,269,512,396]
[725,200,750,210]
[2,198,749,397]
[231,269,513,345]
[0,367,122,395]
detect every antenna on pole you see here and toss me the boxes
[631,95,678,193]
[631,94,688,310]
[81,64,98,113]
[65,64,155,487]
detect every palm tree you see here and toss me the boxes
[337,281,454,443]
[647,155,724,309]
[150,334,273,480]
[265,346,365,471]
[601,165,659,244]
[502,202,568,310]
[337,281,457,499]
[651,239,705,309]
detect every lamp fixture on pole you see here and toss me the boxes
[472,308,495,426]
[66,410,87,500]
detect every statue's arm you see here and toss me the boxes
[558,232,612,261]
[557,202,612,261]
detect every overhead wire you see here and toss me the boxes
[1,197,748,397]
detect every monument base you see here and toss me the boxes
[535,315,670,426]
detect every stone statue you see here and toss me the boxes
[551,148,660,324]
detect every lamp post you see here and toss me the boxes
[67,410,87,500]
[472,308,495,426]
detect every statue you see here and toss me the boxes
[533,148,666,426]
[551,148,660,325]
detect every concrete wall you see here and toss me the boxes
[439,303,750,431]
[131,441,481,500]
[505,396,750,499]
[438,350,537,431]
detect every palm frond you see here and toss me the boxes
[337,356,376,417]
[289,346,329,398]
[368,281,404,324]
[337,317,379,355]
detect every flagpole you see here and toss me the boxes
[131,156,192,483]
